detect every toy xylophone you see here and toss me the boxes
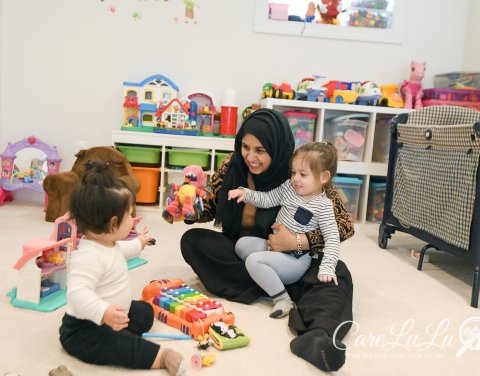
[142,279,235,339]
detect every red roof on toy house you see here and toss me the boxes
[155,98,190,118]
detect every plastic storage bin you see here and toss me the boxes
[132,166,160,204]
[333,176,363,222]
[325,114,368,162]
[367,181,386,223]
[284,111,317,149]
[434,72,480,90]
[268,3,289,20]
[346,7,392,28]
[372,117,392,163]
[166,148,210,168]
[116,145,161,165]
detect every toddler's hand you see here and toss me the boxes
[228,188,245,203]
[137,226,152,249]
[317,274,338,285]
[103,305,129,331]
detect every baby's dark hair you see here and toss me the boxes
[291,141,338,192]
[69,160,134,234]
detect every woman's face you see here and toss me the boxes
[241,133,272,175]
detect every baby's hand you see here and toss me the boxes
[317,273,338,285]
[102,305,129,331]
[228,188,245,203]
[137,226,152,250]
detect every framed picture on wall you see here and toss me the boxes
[254,0,406,44]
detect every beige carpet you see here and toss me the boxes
[1,200,479,376]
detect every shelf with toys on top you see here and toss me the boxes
[114,74,237,214]
[260,97,411,224]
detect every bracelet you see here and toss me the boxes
[296,234,302,255]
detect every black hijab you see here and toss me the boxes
[215,108,294,240]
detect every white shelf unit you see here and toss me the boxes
[112,131,234,210]
[260,98,410,223]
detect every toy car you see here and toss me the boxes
[296,76,328,102]
[272,82,296,100]
[379,84,405,108]
[331,81,360,104]
[356,81,382,106]
[261,82,274,99]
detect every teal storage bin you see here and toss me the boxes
[367,181,387,223]
[333,176,363,222]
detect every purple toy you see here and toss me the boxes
[0,136,61,193]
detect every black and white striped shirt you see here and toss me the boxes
[242,180,340,277]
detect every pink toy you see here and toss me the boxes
[163,165,208,224]
[9,215,76,311]
[0,136,61,195]
[401,61,426,109]
[0,186,14,206]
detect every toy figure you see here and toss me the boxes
[401,61,426,109]
[163,165,208,224]
[317,0,342,25]
[305,2,316,22]
[183,0,198,24]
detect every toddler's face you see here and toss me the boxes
[290,158,320,200]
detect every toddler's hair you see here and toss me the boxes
[69,160,134,234]
[291,141,338,190]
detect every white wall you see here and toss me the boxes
[463,0,480,69]
[0,0,473,172]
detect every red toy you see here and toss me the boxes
[317,0,342,25]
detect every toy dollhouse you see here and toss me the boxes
[187,93,217,134]
[8,215,76,312]
[0,136,61,194]
[122,74,180,131]
[122,74,218,135]
[155,98,192,130]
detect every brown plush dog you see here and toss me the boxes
[43,146,140,222]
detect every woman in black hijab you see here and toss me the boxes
[181,108,354,372]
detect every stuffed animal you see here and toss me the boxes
[317,0,342,25]
[43,146,140,222]
[401,60,426,109]
[162,165,208,224]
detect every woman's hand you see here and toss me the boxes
[102,305,129,331]
[267,223,297,252]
